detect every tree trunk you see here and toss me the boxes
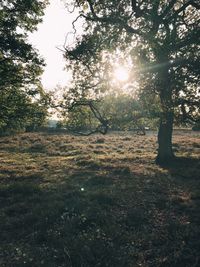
[156,110,175,164]
[156,67,175,165]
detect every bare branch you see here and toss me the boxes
[82,0,142,35]
[68,100,109,135]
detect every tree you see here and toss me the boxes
[56,86,159,134]
[64,0,200,164]
[100,93,158,131]
[0,0,49,133]
[0,86,49,134]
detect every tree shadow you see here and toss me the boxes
[159,156,200,179]
[0,157,200,267]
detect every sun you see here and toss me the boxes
[113,66,129,82]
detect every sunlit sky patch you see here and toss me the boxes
[113,66,129,82]
[29,0,76,90]
[29,1,134,93]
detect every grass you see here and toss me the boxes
[0,131,199,267]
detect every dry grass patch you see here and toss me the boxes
[0,131,199,267]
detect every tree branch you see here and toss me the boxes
[161,0,177,18]
[83,0,141,35]
[172,29,200,50]
[68,100,109,135]
[131,0,143,18]
[169,0,200,20]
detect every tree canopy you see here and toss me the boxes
[63,0,200,164]
[0,0,49,133]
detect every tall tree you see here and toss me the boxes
[0,0,49,133]
[64,0,200,164]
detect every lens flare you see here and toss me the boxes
[113,67,129,82]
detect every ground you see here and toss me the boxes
[0,131,199,267]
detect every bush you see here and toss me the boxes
[192,123,200,131]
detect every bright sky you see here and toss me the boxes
[29,0,77,90]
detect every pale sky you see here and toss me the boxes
[29,0,78,90]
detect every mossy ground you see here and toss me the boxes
[0,131,199,267]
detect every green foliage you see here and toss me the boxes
[0,87,49,134]
[61,105,99,132]
[0,0,49,134]
[0,0,48,90]
[63,1,199,122]
[58,93,160,132]
[100,93,159,130]
[63,0,199,161]
[192,122,200,131]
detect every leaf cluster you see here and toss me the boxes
[0,0,49,133]
[64,0,200,124]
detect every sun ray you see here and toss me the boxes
[113,66,129,82]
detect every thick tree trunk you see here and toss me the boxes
[156,111,175,164]
[156,66,175,165]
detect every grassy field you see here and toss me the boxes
[0,131,199,267]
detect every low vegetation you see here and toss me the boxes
[0,131,199,267]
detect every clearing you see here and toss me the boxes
[0,131,199,267]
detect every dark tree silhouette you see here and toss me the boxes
[64,0,200,164]
[0,0,49,133]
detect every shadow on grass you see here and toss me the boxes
[159,156,200,180]
[0,162,200,267]
[0,179,129,267]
